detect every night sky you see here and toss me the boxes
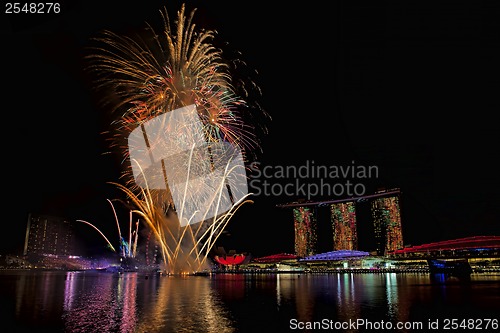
[3,0,499,257]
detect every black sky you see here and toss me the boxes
[3,0,499,257]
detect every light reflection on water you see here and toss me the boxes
[61,272,235,333]
[1,270,499,332]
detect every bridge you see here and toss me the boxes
[386,235,500,275]
[386,235,500,259]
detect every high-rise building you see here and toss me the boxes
[293,206,317,257]
[284,188,403,257]
[371,194,403,255]
[330,202,358,251]
[23,213,75,256]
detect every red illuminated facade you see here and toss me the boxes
[214,254,247,266]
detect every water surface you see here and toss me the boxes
[1,270,498,332]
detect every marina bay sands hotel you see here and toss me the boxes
[277,188,403,257]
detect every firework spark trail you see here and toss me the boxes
[117,157,202,273]
[112,149,252,274]
[86,3,267,274]
[191,160,253,263]
[76,220,116,253]
[107,199,123,253]
[129,211,132,257]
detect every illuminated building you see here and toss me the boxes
[23,213,75,257]
[281,189,403,256]
[214,254,247,266]
[371,194,403,255]
[293,206,317,257]
[300,250,370,262]
[330,202,357,251]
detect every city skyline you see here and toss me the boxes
[3,0,499,257]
